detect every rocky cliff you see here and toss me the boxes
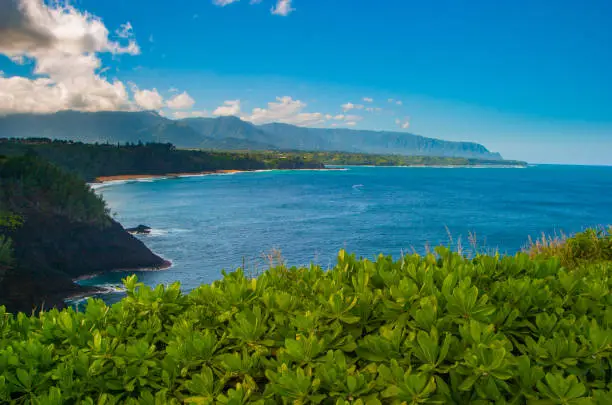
[0,155,169,313]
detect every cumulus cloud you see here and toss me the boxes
[245,96,325,126]
[167,91,195,110]
[213,100,242,116]
[213,0,240,6]
[346,121,357,126]
[133,87,164,110]
[173,110,209,119]
[271,0,294,16]
[396,117,410,129]
[344,114,363,122]
[0,0,144,114]
[363,97,373,103]
[116,22,134,39]
[341,102,364,112]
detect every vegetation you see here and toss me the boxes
[0,230,611,403]
[527,228,612,269]
[0,139,323,182]
[289,151,528,167]
[213,150,528,167]
[0,155,110,226]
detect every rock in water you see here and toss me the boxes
[126,225,152,234]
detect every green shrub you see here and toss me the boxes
[0,235,13,266]
[527,228,612,268]
[1,247,612,404]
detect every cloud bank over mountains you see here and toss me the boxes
[0,0,410,129]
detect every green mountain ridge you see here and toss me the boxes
[0,110,503,160]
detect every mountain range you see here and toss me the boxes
[0,111,503,160]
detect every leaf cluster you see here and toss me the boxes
[1,246,612,404]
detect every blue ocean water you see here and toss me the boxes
[78,165,612,299]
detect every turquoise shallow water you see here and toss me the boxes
[77,165,612,302]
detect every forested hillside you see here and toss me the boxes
[0,138,323,182]
[0,155,168,312]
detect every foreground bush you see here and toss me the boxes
[527,228,612,269]
[1,247,612,404]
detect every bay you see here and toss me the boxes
[77,165,612,301]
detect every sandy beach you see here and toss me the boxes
[94,169,245,183]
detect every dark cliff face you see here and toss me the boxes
[0,213,169,313]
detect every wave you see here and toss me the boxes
[88,177,170,189]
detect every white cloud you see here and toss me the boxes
[363,97,373,103]
[213,100,241,116]
[366,107,382,112]
[250,0,262,3]
[167,91,195,109]
[213,0,240,6]
[388,98,395,103]
[0,0,143,114]
[396,100,403,105]
[244,96,324,126]
[346,121,357,126]
[168,87,179,93]
[116,22,134,39]
[396,117,410,129]
[173,110,209,119]
[334,114,345,120]
[341,102,365,112]
[344,114,363,122]
[133,87,164,110]
[341,103,355,112]
[271,0,294,16]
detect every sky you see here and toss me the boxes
[0,0,611,165]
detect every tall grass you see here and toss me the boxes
[526,227,612,268]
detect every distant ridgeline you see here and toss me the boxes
[0,110,504,160]
[0,138,323,182]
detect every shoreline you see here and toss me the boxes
[93,169,245,183]
[327,164,528,169]
[72,258,173,282]
[92,167,347,184]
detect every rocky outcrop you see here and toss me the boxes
[126,225,152,235]
[0,214,169,313]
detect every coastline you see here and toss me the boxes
[93,167,346,184]
[94,169,244,183]
[72,258,173,282]
[327,164,528,169]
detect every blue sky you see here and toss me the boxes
[1,0,611,164]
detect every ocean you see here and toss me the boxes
[77,165,612,302]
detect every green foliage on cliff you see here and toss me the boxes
[0,155,109,226]
[0,139,323,182]
[292,151,528,167]
[1,233,611,403]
